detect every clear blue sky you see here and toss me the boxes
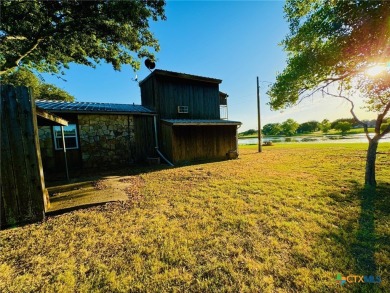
[41,1,375,131]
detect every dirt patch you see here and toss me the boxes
[120,176,145,202]
[170,168,218,182]
[47,175,145,213]
[93,180,108,190]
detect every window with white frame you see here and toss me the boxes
[53,124,79,150]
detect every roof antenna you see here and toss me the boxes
[145,59,156,72]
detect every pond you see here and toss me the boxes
[238,133,390,145]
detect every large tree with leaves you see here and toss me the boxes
[281,118,300,136]
[268,0,390,186]
[0,0,166,76]
[1,68,75,101]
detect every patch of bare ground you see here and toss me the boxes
[47,175,146,212]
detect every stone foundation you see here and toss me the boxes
[78,114,135,168]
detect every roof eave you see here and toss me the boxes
[139,69,222,86]
[40,110,156,116]
[161,120,242,126]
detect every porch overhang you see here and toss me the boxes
[161,119,241,126]
[36,107,68,126]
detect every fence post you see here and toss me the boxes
[1,85,46,228]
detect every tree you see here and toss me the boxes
[267,1,390,186]
[239,129,257,137]
[330,118,357,129]
[0,0,166,76]
[39,84,74,102]
[334,121,352,135]
[320,119,331,134]
[297,120,320,133]
[262,123,283,136]
[381,122,390,133]
[1,68,74,101]
[281,119,299,136]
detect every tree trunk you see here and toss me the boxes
[365,139,378,187]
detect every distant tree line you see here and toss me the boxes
[238,129,257,137]
[240,118,387,137]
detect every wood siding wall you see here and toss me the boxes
[140,77,156,112]
[1,86,46,228]
[161,123,173,161]
[165,125,237,163]
[133,115,156,162]
[141,76,220,119]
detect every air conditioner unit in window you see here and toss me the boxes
[177,106,189,113]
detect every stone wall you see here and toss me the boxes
[78,114,135,168]
[38,126,55,170]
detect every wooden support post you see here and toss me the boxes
[61,126,70,182]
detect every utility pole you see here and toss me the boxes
[257,77,262,152]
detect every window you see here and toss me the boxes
[178,106,189,113]
[53,124,79,150]
[220,105,228,120]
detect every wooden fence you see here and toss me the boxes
[1,85,47,229]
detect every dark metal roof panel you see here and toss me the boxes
[161,119,242,126]
[219,91,229,97]
[36,100,155,114]
[139,69,222,85]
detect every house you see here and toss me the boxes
[139,70,241,163]
[37,69,241,171]
[36,101,156,171]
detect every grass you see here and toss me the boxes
[1,143,389,292]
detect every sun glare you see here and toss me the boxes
[366,64,388,77]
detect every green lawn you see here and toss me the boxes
[1,143,389,292]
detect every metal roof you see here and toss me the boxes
[139,69,222,85]
[219,91,229,97]
[161,119,242,126]
[36,100,155,115]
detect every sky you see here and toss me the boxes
[40,0,376,131]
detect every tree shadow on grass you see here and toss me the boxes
[351,185,377,275]
[43,158,231,217]
[44,164,170,186]
[327,182,389,291]
[44,156,231,186]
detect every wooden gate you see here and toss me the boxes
[1,85,47,229]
